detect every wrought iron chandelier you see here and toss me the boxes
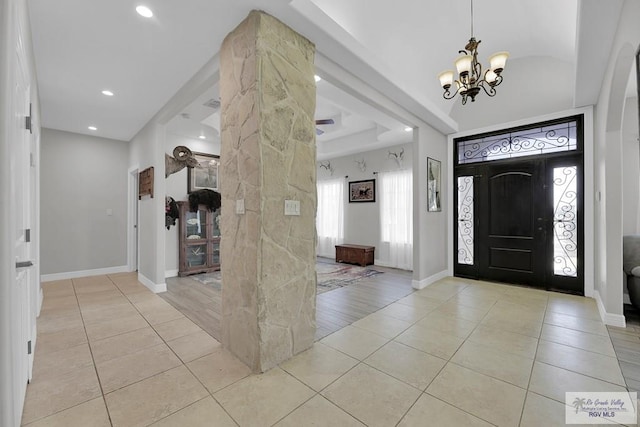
[437,0,509,104]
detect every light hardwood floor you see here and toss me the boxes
[161,257,414,341]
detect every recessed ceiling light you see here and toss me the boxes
[88,126,97,131]
[101,90,114,96]
[314,75,322,82]
[199,135,206,140]
[136,5,153,18]
[404,126,412,132]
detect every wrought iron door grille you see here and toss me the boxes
[457,120,578,164]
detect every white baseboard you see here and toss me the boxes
[374,260,413,270]
[41,265,129,282]
[165,269,178,278]
[138,272,167,293]
[412,270,449,290]
[594,290,626,328]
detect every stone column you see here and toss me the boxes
[219,10,317,372]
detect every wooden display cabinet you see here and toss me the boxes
[177,201,221,276]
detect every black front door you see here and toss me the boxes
[477,160,546,286]
[454,157,583,294]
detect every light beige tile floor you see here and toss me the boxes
[23,273,639,426]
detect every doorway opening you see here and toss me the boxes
[454,115,584,294]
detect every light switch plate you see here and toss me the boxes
[284,200,300,216]
[236,199,245,214]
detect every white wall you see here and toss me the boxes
[164,133,220,275]
[622,96,640,235]
[450,56,574,131]
[40,129,128,275]
[128,122,166,290]
[414,123,448,287]
[317,142,412,267]
[592,0,640,324]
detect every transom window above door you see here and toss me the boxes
[457,119,579,164]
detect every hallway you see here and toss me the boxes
[24,272,636,426]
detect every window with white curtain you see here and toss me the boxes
[316,178,344,258]
[379,169,413,269]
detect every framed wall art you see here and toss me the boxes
[187,152,220,193]
[427,157,441,212]
[349,179,376,203]
[138,166,154,199]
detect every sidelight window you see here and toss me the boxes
[553,166,578,277]
[457,176,474,265]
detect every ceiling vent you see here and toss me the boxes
[203,98,221,109]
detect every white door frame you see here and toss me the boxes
[128,165,139,272]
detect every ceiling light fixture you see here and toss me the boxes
[437,0,509,105]
[314,75,322,83]
[88,126,97,131]
[404,126,412,132]
[101,90,114,96]
[199,135,206,140]
[136,5,153,18]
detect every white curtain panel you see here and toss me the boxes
[316,178,344,258]
[380,169,413,269]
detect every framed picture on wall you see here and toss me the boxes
[349,179,376,203]
[188,152,220,193]
[427,157,441,212]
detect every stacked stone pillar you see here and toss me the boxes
[219,10,317,372]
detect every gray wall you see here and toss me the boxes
[41,128,128,274]
[317,142,413,267]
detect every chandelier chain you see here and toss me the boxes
[470,0,474,38]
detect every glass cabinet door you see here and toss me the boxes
[211,240,220,265]
[212,209,221,237]
[186,244,207,267]
[185,209,207,240]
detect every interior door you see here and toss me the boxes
[12,33,33,418]
[477,160,546,286]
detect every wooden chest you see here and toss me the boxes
[335,244,375,267]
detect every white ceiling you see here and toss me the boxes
[28,0,627,155]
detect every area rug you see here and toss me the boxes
[189,263,383,295]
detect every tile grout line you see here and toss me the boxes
[516,289,549,427]
[71,276,115,427]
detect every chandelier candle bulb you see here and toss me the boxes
[485,69,498,84]
[438,71,454,89]
[455,55,473,75]
[489,51,509,73]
